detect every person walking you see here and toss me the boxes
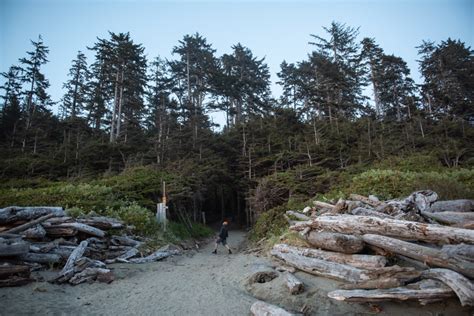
[212,221,232,254]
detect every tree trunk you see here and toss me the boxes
[328,279,454,303]
[427,200,473,213]
[422,268,474,306]
[273,244,387,269]
[284,272,304,295]
[421,211,474,226]
[0,238,29,257]
[290,215,474,245]
[362,234,474,278]
[0,207,64,225]
[4,213,54,234]
[305,231,364,254]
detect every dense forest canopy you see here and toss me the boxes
[1,22,473,226]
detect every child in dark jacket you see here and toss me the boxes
[212,221,232,254]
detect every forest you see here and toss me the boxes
[1,21,473,238]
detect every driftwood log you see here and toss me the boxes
[271,248,420,287]
[284,272,304,294]
[128,249,180,264]
[422,268,474,306]
[350,207,394,219]
[328,279,454,304]
[428,200,474,213]
[285,211,310,221]
[250,300,298,316]
[0,238,29,257]
[0,207,64,224]
[4,213,54,234]
[290,215,474,245]
[305,231,364,254]
[56,223,105,238]
[53,240,88,282]
[362,234,474,278]
[273,244,387,269]
[420,211,474,226]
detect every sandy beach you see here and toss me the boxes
[0,231,471,316]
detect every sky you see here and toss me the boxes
[0,0,473,127]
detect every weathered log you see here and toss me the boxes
[286,211,310,221]
[4,213,54,234]
[273,244,387,269]
[19,252,62,264]
[44,226,77,237]
[128,249,180,264]
[327,198,346,215]
[0,238,30,257]
[69,267,112,285]
[110,235,141,247]
[291,215,474,245]
[0,264,30,279]
[0,207,64,224]
[328,279,454,303]
[275,265,296,273]
[428,200,474,213]
[362,234,474,278]
[312,201,334,210]
[271,248,419,286]
[250,300,298,316]
[0,276,34,287]
[54,240,88,282]
[57,223,105,238]
[105,247,139,264]
[23,224,47,239]
[422,268,474,307]
[421,211,474,226]
[349,194,383,208]
[284,272,304,295]
[441,244,474,262]
[305,231,364,254]
[403,190,439,212]
[350,207,394,219]
[77,216,124,230]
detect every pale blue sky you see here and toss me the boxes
[1,0,472,124]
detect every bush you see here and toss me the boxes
[104,203,159,235]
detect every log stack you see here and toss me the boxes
[271,191,474,307]
[0,206,179,287]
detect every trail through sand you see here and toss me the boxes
[1,230,471,315]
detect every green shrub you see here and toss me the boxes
[104,202,159,235]
[250,205,288,241]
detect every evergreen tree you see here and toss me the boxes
[361,37,384,117]
[0,66,23,144]
[418,39,473,118]
[61,51,90,119]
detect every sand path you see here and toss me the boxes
[0,230,268,316]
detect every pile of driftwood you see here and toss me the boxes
[266,191,474,310]
[0,206,179,287]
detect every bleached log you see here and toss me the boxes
[19,252,62,264]
[4,213,54,234]
[312,201,334,210]
[57,223,105,238]
[0,207,64,224]
[106,247,139,264]
[284,272,304,295]
[290,215,474,245]
[273,244,387,269]
[0,238,29,257]
[44,226,77,237]
[128,249,180,264]
[54,240,88,282]
[69,268,112,285]
[327,198,346,214]
[250,300,297,316]
[441,244,474,262]
[77,217,124,230]
[271,248,419,286]
[421,211,474,226]
[23,225,46,239]
[362,234,474,278]
[110,235,141,247]
[306,231,364,254]
[350,207,394,219]
[349,194,383,207]
[286,211,310,221]
[428,200,474,213]
[422,268,474,306]
[328,279,454,303]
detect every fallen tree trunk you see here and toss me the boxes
[0,238,29,257]
[362,234,474,278]
[23,225,46,239]
[53,240,88,283]
[128,249,180,264]
[420,211,474,226]
[284,272,304,295]
[305,231,364,254]
[69,267,112,285]
[273,244,387,269]
[441,244,474,262]
[0,276,34,287]
[4,213,54,234]
[349,194,383,208]
[422,268,474,307]
[250,300,298,316]
[285,211,310,221]
[44,226,77,237]
[428,200,474,213]
[0,207,64,224]
[271,248,419,287]
[350,207,394,219]
[57,223,105,238]
[291,215,474,245]
[19,252,62,264]
[77,217,124,230]
[328,279,454,304]
[0,264,30,279]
